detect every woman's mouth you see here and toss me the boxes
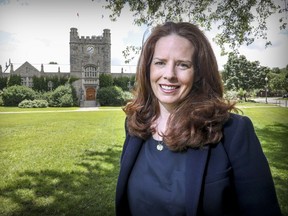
[160,84,179,92]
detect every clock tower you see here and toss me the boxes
[69,28,111,106]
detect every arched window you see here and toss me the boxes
[85,66,97,77]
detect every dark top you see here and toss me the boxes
[127,137,187,216]
[116,114,282,216]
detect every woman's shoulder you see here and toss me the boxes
[222,112,258,152]
[224,113,253,130]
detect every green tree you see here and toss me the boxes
[102,0,287,61]
[222,52,269,93]
[269,66,288,93]
[7,75,21,86]
[33,76,48,92]
[99,73,113,88]
[0,77,8,90]
[113,76,130,91]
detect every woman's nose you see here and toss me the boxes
[163,64,176,80]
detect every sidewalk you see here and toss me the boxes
[253,97,288,108]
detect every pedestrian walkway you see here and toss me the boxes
[253,97,288,108]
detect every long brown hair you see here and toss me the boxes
[123,22,236,151]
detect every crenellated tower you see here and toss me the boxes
[69,27,111,107]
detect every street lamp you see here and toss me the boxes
[265,76,268,104]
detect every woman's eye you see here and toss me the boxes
[177,62,190,69]
[154,61,165,66]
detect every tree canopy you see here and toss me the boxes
[102,0,287,61]
[222,52,270,91]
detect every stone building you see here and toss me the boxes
[0,27,135,107]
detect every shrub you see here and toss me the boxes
[97,86,125,106]
[2,85,36,106]
[0,90,3,106]
[48,84,76,107]
[122,91,133,104]
[18,99,48,108]
[224,90,238,101]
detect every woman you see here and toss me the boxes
[115,22,281,216]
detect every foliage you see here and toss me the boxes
[0,90,3,106]
[122,91,134,104]
[32,76,74,92]
[269,66,288,93]
[7,74,21,87]
[113,76,129,91]
[103,0,288,62]
[18,99,49,108]
[32,76,48,92]
[99,73,113,88]
[224,90,238,101]
[222,52,270,92]
[2,85,36,106]
[0,77,8,90]
[47,84,77,107]
[97,86,126,106]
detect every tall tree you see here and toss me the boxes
[222,52,270,92]
[102,0,287,61]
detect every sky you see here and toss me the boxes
[0,0,287,74]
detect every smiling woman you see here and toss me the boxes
[116,22,282,216]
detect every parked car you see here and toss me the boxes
[283,94,288,98]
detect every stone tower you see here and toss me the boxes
[70,28,111,107]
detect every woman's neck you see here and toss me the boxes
[153,102,173,139]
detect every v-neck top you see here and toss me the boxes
[127,136,187,216]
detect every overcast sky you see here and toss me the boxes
[0,0,287,73]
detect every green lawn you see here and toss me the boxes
[0,104,287,215]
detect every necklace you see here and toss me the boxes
[156,140,164,151]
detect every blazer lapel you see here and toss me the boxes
[185,146,210,216]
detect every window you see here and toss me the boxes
[84,66,97,77]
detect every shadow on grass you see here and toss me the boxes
[0,146,122,216]
[254,123,288,216]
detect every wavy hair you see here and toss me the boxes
[123,22,236,151]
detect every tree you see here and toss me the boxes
[0,77,8,90]
[99,73,113,88]
[102,0,287,61]
[269,66,288,93]
[7,74,21,87]
[222,52,269,94]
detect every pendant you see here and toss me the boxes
[157,143,164,151]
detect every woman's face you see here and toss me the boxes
[150,34,195,111]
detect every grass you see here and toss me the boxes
[0,109,126,216]
[0,103,287,215]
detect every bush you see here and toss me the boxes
[48,84,76,107]
[97,86,125,106]
[2,85,36,106]
[224,90,238,101]
[18,99,48,108]
[122,91,133,104]
[0,90,3,106]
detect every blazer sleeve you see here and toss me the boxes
[222,114,281,216]
[120,117,130,163]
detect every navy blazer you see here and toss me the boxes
[115,114,281,216]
